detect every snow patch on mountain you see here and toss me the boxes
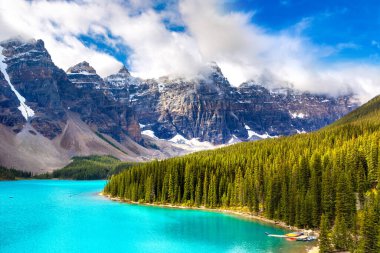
[168,134,216,151]
[169,134,189,144]
[0,46,35,120]
[141,130,158,139]
[296,129,307,134]
[290,112,306,119]
[228,135,241,144]
[250,131,278,139]
[244,125,278,139]
[78,71,96,76]
[244,124,256,138]
[158,83,165,92]
[142,131,217,152]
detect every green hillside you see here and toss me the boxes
[105,95,380,252]
[52,156,135,180]
[0,166,32,180]
[331,95,380,126]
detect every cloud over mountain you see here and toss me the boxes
[0,0,379,102]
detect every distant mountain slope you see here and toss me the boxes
[105,93,380,252]
[331,95,380,126]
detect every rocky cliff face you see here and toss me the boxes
[0,38,143,143]
[0,38,161,172]
[103,66,133,105]
[0,38,68,139]
[0,70,25,133]
[105,65,358,144]
[66,62,141,143]
[234,82,355,138]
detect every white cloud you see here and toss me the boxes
[0,0,123,76]
[179,0,380,101]
[0,0,379,103]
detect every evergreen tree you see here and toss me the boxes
[203,170,209,207]
[357,195,380,253]
[335,173,355,228]
[310,153,322,227]
[319,214,332,253]
[321,170,334,221]
[332,214,350,251]
[195,176,202,206]
[357,161,367,209]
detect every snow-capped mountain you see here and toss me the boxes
[0,38,182,172]
[0,38,359,171]
[105,65,358,144]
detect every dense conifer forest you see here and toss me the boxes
[0,156,134,180]
[104,95,380,252]
[0,166,32,180]
[51,156,134,180]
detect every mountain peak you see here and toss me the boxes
[207,61,222,74]
[0,37,47,56]
[0,36,33,46]
[118,66,130,76]
[66,61,97,75]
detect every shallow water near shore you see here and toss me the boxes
[0,180,312,253]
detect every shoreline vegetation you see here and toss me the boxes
[0,160,129,180]
[100,192,313,230]
[0,166,32,181]
[0,155,134,181]
[101,192,319,253]
[48,155,134,180]
[0,156,135,181]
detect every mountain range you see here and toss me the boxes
[0,38,359,173]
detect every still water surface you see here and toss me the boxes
[0,180,310,253]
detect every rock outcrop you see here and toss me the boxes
[0,70,25,133]
[0,38,68,139]
[66,62,141,143]
[0,38,165,172]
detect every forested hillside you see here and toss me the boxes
[0,166,31,180]
[104,96,380,252]
[52,156,135,180]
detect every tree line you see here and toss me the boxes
[105,96,380,252]
[0,166,32,180]
[50,155,135,180]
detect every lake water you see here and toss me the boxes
[0,180,311,253]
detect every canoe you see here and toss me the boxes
[265,232,288,238]
[265,232,317,242]
[285,232,304,237]
[296,236,317,242]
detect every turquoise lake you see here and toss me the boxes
[0,180,311,253]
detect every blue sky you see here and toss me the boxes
[227,0,380,63]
